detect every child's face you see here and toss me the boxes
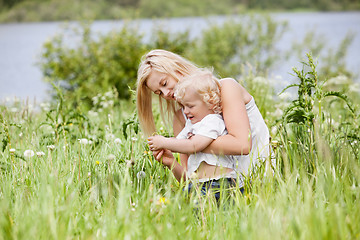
[180,88,214,124]
[146,70,178,100]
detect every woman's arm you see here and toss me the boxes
[203,78,252,155]
[152,149,187,182]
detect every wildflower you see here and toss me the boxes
[19,132,23,138]
[105,91,113,98]
[47,145,55,150]
[253,76,268,84]
[105,133,115,140]
[273,108,283,118]
[131,137,138,142]
[126,160,134,168]
[40,102,50,112]
[157,197,169,205]
[9,148,15,153]
[107,154,115,161]
[92,96,99,105]
[96,161,100,165]
[24,150,35,158]
[88,110,99,118]
[89,140,93,145]
[79,138,89,145]
[136,171,146,179]
[114,138,122,144]
[88,172,91,177]
[36,151,45,157]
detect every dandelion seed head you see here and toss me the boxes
[136,171,146,179]
[88,172,91,177]
[24,150,35,158]
[131,137,138,142]
[107,154,115,161]
[114,138,122,144]
[105,133,115,140]
[9,148,15,153]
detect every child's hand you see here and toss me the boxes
[147,135,167,151]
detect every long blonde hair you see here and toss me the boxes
[136,49,199,136]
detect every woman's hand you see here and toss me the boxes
[152,148,176,168]
[148,135,167,151]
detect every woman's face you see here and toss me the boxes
[146,70,179,100]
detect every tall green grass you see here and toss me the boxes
[0,55,359,239]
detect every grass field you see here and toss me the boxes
[0,55,359,239]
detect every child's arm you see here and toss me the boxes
[148,135,214,154]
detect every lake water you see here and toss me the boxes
[0,12,359,103]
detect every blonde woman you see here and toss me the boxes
[137,49,270,184]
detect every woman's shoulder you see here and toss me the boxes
[219,78,252,104]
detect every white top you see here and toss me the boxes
[178,94,271,187]
[177,114,237,177]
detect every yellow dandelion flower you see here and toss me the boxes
[158,197,169,205]
[96,161,100,165]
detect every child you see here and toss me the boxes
[147,70,247,189]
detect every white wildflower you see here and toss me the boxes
[88,140,93,145]
[92,96,99,105]
[88,110,99,118]
[114,138,122,144]
[40,102,50,111]
[107,154,116,161]
[105,133,115,140]
[105,91,113,98]
[24,150,35,158]
[126,160,134,168]
[101,101,109,108]
[136,171,146,179]
[88,172,91,177]
[47,145,55,150]
[36,151,45,157]
[131,137,138,142]
[279,91,293,100]
[79,138,89,145]
[9,148,16,153]
[253,76,268,84]
[273,108,283,118]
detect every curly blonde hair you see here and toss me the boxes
[174,70,222,114]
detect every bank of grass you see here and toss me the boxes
[0,54,359,239]
[0,0,359,23]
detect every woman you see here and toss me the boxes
[136,49,270,183]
